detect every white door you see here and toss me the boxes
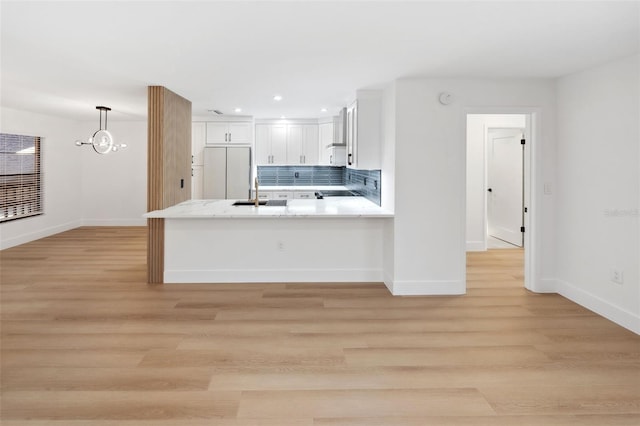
[203,147,227,199]
[254,125,271,165]
[270,125,287,164]
[228,122,252,144]
[287,125,303,164]
[205,122,229,144]
[226,147,251,199]
[302,124,319,164]
[487,128,524,247]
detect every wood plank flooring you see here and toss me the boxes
[1,227,639,425]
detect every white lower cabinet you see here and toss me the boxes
[271,192,292,200]
[294,191,315,199]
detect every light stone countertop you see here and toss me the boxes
[144,197,393,219]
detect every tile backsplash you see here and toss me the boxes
[257,165,345,186]
[257,165,381,205]
[344,168,381,206]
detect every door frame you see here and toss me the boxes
[464,108,539,293]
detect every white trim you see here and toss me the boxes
[534,278,557,293]
[82,219,146,226]
[165,268,384,284]
[557,279,640,335]
[466,241,486,251]
[0,220,81,250]
[464,108,544,293]
[386,279,466,296]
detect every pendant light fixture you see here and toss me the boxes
[75,106,127,154]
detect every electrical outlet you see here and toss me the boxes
[610,268,624,284]
[277,241,284,251]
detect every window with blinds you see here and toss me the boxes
[0,133,42,222]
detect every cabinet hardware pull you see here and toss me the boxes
[229,133,232,142]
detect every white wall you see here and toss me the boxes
[387,78,556,295]
[0,108,147,249]
[0,107,83,249]
[381,82,396,284]
[556,54,640,333]
[78,120,147,225]
[466,114,526,251]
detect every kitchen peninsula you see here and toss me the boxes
[145,197,393,283]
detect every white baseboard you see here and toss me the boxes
[530,278,557,293]
[556,279,640,335]
[466,241,487,251]
[0,220,81,250]
[385,279,466,296]
[82,219,146,226]
[164,268,384,284]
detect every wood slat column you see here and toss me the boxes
[147,86,192,283]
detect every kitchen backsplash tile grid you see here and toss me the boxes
[257,166,345,186]
[257,165,381,206]
[345,168,381,206]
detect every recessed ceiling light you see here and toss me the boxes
[280,115,286,119]
[234,107,242,113]
[320,108,328,113]
[273,95,283,102]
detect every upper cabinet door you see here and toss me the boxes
[206,122,254,145]
[270,125,288,165]
[255,124,271,165]
[286,125,303,164]
[346,102,357,168]
[206,122,229,144]
[228,122,252,144]
[302,124,319,165]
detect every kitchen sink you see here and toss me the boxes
[232,200,287,207]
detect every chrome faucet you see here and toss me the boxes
[254,177,259,207]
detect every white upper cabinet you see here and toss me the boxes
[255,124,287,165]
[347,90,382,170]
[301,124,319,165]
[286,125,304,164]
[206,121,253,144]
[319,122,333,165]
[192,122,207,166]
[257,123,319,165]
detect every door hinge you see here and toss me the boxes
[521,226,525,233]
[521,138,526,145]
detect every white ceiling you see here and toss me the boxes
[1,0,638,121]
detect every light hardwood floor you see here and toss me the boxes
[1,227,639,425]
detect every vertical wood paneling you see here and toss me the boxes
[147,86,192,283]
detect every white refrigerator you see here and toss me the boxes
[203,146,251,199]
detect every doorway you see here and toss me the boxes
[487,127,524,248]
[466,113,531,290]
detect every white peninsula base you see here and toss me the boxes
[164,217,388,283]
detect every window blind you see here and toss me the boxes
[0,133,42,222]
